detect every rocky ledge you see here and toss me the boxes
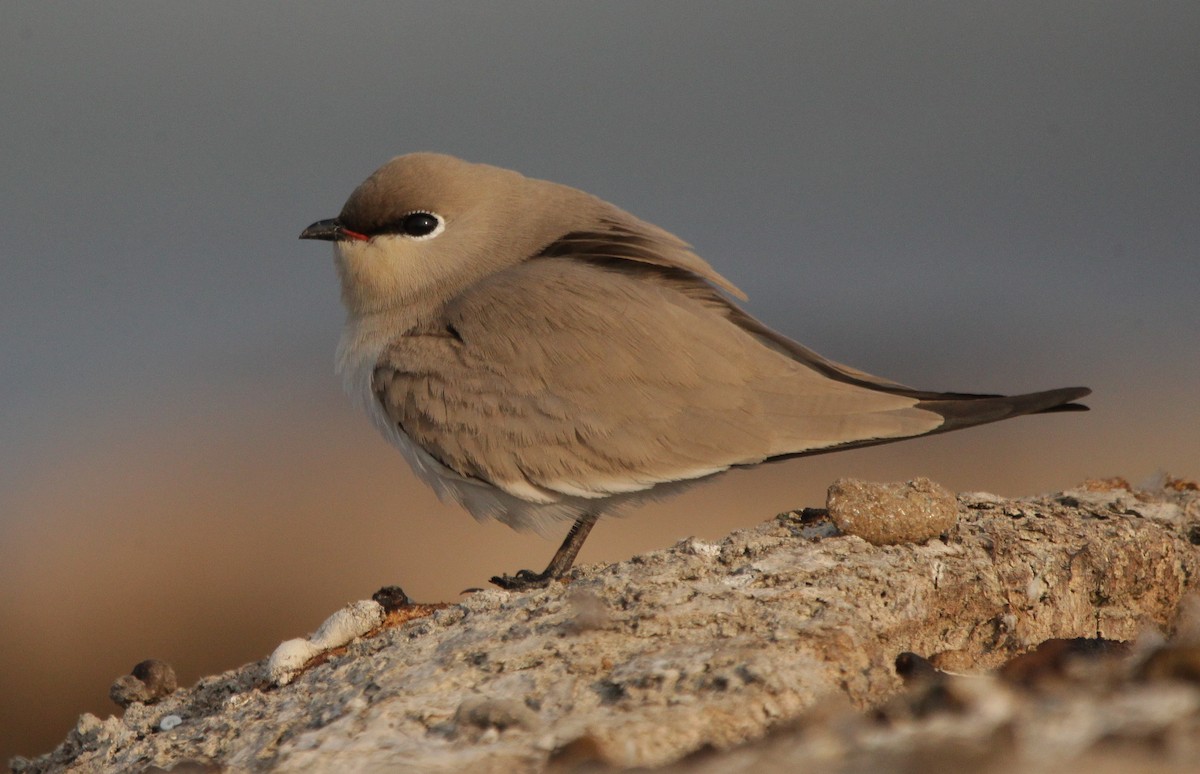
[13,477,1200,773]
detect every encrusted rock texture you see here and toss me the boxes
[14,478,1200,773]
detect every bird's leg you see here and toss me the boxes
[490,513,599,591]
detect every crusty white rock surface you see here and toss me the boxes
[13,479,1200,773]
[266,600,386,686]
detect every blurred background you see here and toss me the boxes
[2,1,1197,762]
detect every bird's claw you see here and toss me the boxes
[489,569,551,591]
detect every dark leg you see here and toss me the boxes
[490,513,599,590]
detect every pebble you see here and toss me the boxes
[827,477,959,545]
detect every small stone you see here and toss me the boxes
[827,477,958,545]
[372,585,412,612]
[158,714,184,731]
[110,659,178,708]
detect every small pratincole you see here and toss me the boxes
[301,153,1090,590]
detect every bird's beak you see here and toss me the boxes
[299,219,344,241]
[301,218,371,242]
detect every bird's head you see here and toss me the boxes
[301,153,601,317]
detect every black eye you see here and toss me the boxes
[400,212,442,238]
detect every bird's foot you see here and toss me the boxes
[489,569,553,591]
[489,513,598,591]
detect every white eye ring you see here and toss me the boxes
[398,211,445,241]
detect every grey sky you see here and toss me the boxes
[3,2,1198,483]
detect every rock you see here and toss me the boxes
[157,715,183,732]
[14,481,1200,773]
[266,599,386,686]
[826,477,958,545]
[109,660,178,708]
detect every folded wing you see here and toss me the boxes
[372,257,958,504]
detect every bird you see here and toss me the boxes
[300,153,1090,591]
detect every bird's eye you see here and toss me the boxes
[399,211,444,239]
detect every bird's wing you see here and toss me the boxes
[527,213,933,395]
[538,214,1090,411]
[371,256,942,504]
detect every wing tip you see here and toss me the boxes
[918,385,1093,430]
[1030,386,1091,414]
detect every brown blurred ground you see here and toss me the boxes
[2,378,1196,762]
